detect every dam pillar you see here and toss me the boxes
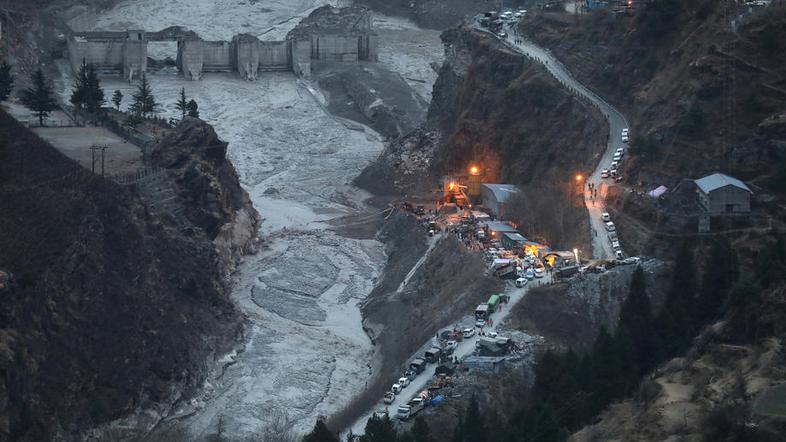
[177,39,204,80]
[123,30,148,81]
[233,35,260,80]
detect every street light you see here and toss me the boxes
[469,165,480,176]
[575,174,583,182]
[573,248,579,265]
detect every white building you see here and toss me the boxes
[694,173,752,215]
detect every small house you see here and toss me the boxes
[501,232,527,251]
[694,173,752,215]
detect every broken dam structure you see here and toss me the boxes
[65,7,379,81]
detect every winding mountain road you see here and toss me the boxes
[476,21,631,259]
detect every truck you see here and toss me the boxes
[424,347,442,363]
[396,397,427,420]
[409,358,427,374]
[486,294,500,313]
[475,303,490,320]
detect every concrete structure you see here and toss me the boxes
[65,6,378,81]
[480,184,519,219]
[481,221,518,240]
[67,30,148,80]
[694,173,752,215]
[501,232,527,251]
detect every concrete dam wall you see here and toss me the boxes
[67,29,378,81]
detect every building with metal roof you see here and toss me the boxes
[694,173,752,215]
[480,184,519,219]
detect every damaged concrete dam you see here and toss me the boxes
[66,6,379,80]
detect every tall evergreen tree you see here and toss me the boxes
[20,69,58,126]
[112,90,123,110]
[186,98,199,118]
[360,415,396,442]
[302,419,339,442]
[411,417,432,442]
[70,60,104,114]
[451,416,464,442]
[616,266,655,377]
[697,239,737,321]
[130,74,158,117]
[587,327,625,416]
[0,60,14,102]
[655,244,697,359]
[463,397,487,442]
[175,87,188,118]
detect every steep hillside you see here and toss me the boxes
[521,3,786,236]
[0,112,254,441]
[358,26,607,250]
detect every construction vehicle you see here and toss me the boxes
[396,390,432,420]
[409,358,427,374]
[424,347,442,363]
[486,294,500,313]
[475,303,490,320]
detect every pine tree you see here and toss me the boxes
[85,64,105,113]
[130,74,158,117]
[186,98,199,118]
[463,397,487,442]
[175,87,188,118]
[360,415,396,442]
[411,417,432,442]
[655,243,696,359]
[70,60,104,114]
[112,90,123,110]
[697,239,737,321]
[303,419,339,442]
[451,416,464,442]
[587,327,625,416]
[0,60,14,102]
[616,266,655,377]
[20,69,58,126]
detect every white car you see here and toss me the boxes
[611,241,621,250]
[621,128,629,137]
[611,161,619,169]
[615,148,624,156]
[615,250,624,260]
[463,327,476,338]
[475,318,487,328]
[516,277,528,287]
[383,392,395,404]
[605,221,616,232]
[444,341,458,354]
[610,169,618,177]
[525,268,535,280]
[398,377,410,388]
[601,169,610,178]
[622,134,629,143]
[534,267,545,278]
[392,383,402,394]
[613,153,622,162]
[601,212,611,222]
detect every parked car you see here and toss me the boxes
[615,147,624,157]
[615,250,624,260]
[398,377,410,388]
[516,277,528,287]
[463,327,476,338]
[392,383,402,394]
[534,267,545,278]
[611,161,619,169]
[621,128,629,137]
[611,241,621,250]
[383,392,395,404]
[444,340,458,354]
[601,169,610,178]
[525,268,535,280]
[601,212,611,222]
[497,31,508,38]
[605,221,616,232]
[475,318,486,328]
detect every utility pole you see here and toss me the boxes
[89,144,109,177]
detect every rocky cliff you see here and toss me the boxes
[358,26,607,250]
[0,111,256,441]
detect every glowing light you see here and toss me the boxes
[469,165,480,175]
[575,174,583,182]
